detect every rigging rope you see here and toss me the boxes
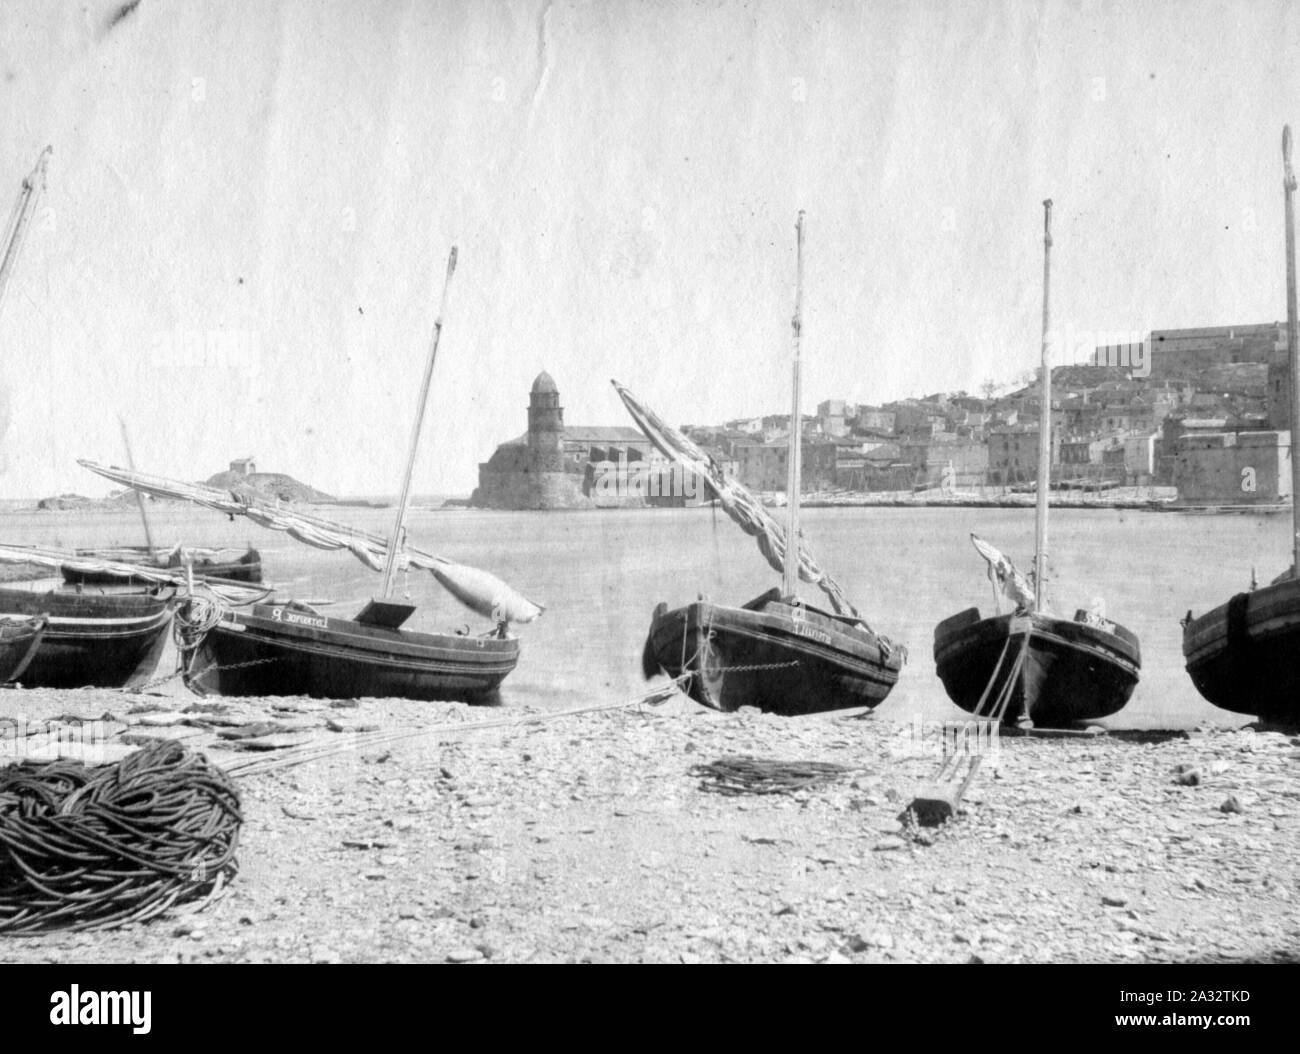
[971,627,1032,724]
[173,587,227,653]
[223,676,688,779]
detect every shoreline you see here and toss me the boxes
[8,490,1293,515]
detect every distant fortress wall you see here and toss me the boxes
[1173,430,1291,505]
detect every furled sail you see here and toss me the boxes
[0,543,271,605]
[77,460,544,624]
[0,543,186,586]
[611,380,861,619]
[970,533,1038,613]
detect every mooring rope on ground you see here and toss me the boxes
[223,675,690,779]
[690,755,855,796]
[0,739,242,935]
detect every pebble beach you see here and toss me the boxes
[2,684,1297,964]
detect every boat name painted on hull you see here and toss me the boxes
[793,624,832,644]
[270,608,330,630]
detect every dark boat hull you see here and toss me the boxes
[643,591,903,715]
[933,609,1141,727]
[0,617,49,683]
[61,546,263,586]
[0,587,175,688]
[1183,576,1300,720]
[184,602,519,703]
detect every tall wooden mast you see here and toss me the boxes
[783,211,806,598]
[1034,199,1053,610]
[380,246,458,599]
[1282,127,1300,577]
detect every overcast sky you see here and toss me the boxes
[2,0,1298,497]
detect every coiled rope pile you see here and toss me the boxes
[0,740,241,934]
[173,595,223,648]
[691,755,854,796]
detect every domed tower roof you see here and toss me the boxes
[531,371,558,395]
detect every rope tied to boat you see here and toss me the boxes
[971,626,1033,724]
[0,740,241,934]
[670,608,802,694]
[173,584,230,653]
[904,624,1033,828]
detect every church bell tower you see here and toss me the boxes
[527,371,564,472]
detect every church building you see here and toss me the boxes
[470,372,657,509]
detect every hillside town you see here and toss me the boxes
[678,321,1293,506]
[469,323,1297,509]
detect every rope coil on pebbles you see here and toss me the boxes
[0,740,242,935]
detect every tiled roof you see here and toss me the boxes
[561,426,649,443]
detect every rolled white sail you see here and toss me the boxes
[431,562,544,624]
[970,533,1038,613]
[77,460,544,624]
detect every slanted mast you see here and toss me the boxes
[0,147,51,327]
[380,246,458,598]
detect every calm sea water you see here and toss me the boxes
[3,503,1282,728]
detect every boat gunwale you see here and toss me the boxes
[219,608,518,664]
[649,598,903,679]
[1183,576,1300,662]
[0,585,174,615]
[208,621,519,676]
[934,610,1142,675]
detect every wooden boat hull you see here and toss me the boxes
[61,546,263,585]
[0,617,49,683]
[1183,576,1300,720]
[933,609,1141,727]
[184,602,519,703]
[0,587,175,688]
[643,591,903,715]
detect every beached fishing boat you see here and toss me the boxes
[60,545,262,586]
[0,585,173,688]
[0,149,179,690]
[933,201,1141,727]
[1183,575,1300,719]
[184,598,519,701]
[935,602,1141,727]
[620,213,904,715]
[1183,128,1300,722]
[643,587,902,714]
[81,247,541,704]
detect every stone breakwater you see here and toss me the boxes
[1,687,1297,963]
